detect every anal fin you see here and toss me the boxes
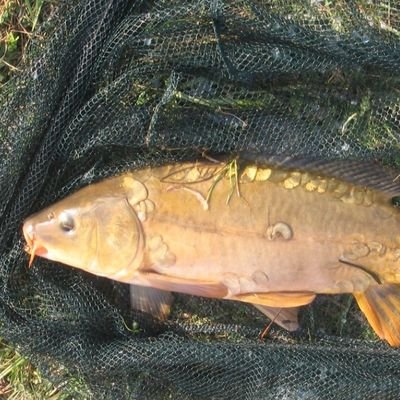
[129,284,174,320]
[354,284,400,347]
[253,305,300,331]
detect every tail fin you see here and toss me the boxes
[354,284,400,347]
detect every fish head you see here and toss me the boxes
[23,178,145,281]
[23,197,93,270]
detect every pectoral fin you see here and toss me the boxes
[354,284,400,347]
[253,305,300,331]
[232,292,316,308]
[129,285,174,320]
[131,272,228,298]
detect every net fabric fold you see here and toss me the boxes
[0,0,400,398]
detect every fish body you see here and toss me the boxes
[23,159,400,345]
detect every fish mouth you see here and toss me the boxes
[22,222,48,267]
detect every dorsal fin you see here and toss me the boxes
[238,153,400,196]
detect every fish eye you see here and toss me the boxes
[59,212,75,233]
[391,196,400,208]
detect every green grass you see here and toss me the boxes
[0,334,91,399]
[0,337,61,399]
[0,3,77,399]
[0,0,54,83]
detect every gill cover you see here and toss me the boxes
[80,174,149,278]
[90,197,145,280]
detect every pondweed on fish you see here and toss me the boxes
[23,157,400,346]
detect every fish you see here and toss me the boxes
[22,157,400,346]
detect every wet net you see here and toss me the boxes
[1,0,400,398]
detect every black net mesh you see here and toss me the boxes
[1,0,400,398]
